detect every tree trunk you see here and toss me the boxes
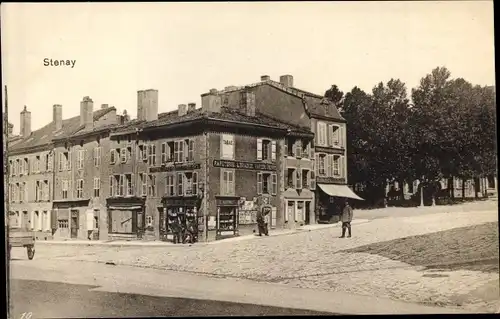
[448,177,454,199]
[399,179,405,201]
[419,184,424,207]
[474,177,479,199]
[461,179,465,199]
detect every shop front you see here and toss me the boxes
[215,196,239,240]
[106,197,146,240]
[283,189,314,228]
[52,199,91,240]
[160,196,201,243]
[316,181,364,223]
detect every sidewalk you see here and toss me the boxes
[36,219,371,247]
[11,259,467,314]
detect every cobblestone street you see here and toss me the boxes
[12,202,499,313]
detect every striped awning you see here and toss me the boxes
[318,184,364,200]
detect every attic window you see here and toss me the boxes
[25,137,34,142]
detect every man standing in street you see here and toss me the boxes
[256,207,269,236]
[340,200,353,238]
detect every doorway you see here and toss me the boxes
[71,210,79,239]
[305,201,311,225]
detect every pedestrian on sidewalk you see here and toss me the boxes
[257,207,269,236]
[340,200,353,238]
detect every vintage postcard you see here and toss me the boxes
[2,1,498,317]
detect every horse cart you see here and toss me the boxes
[7,228,36,260]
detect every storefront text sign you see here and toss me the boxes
[216,198,239,206]
[213,159,276,171]
[317,177,345,184]
[150,163,201,173]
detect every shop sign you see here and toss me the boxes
[317,177,345,184]
[238,210,257,225]
[213,159,276,171]
[164,198,198,207]
[150,163,201,173]
[216,198,239,206]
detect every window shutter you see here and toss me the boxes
[315,154,319,175]
[292,169,297,188]
[143,144,149,161]
[271,140,276,161]
[339,126,344,148]
[256,139,263,160]
[327,155,332,177]
[271,173,277,195]
[229,171,235,195]
[310,171,316,190]
[296,170,302,189]
[130,174,134,195]
[68,151,72,170]
[316,123,321,145]
[340,156,345,179]
[51,210,58,230]
[257,173,263,194]
[327,125,333,146]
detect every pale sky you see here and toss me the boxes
[1,1,495,133]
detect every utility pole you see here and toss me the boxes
[4,85,11,319]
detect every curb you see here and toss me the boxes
[36,219,372,247]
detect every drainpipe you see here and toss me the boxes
[203,131,208,242]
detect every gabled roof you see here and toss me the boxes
[207,79,345,122]
[111,106,312,136]
[10,107,116,152]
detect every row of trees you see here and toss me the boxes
[325,67,496,205]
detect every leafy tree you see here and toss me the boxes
[325,85,344,107]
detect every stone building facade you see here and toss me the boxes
[7,74,360,242]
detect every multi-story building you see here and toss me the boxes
[7,74,361,242]
[51,98,121,240]
[7,101,118,240]
[101,87,312,242]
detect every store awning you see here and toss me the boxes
[318,184,364,201]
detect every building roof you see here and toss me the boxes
[10,107,116,152]
[111,106,312,136]
[206,79,345,121]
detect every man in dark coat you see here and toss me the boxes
[184,209,198,243]
[257,207,269,236]
[340,200,353,238]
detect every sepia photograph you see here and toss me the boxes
[2,1,498,317]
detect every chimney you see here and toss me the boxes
[225,86,237,91]
[20,106,31,137]
[122,110,130,123]
[279,75,294,87]
[178,104,187,116]
[187,103,196,113]
[53,104,63,131]
[261,75,270,81]
[201,89,221,114]
[8,122,13,136]
[240,91,256,117]
[137,89,159,121]
[80,96,94,130]
[101,104,108,109]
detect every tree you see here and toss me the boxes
[325,85,344,107]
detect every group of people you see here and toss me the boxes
[165,199,354,243]
[167,208,198,244]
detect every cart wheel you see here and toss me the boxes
[27,246,35,260]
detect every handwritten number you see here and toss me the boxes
[20,312,33,319]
